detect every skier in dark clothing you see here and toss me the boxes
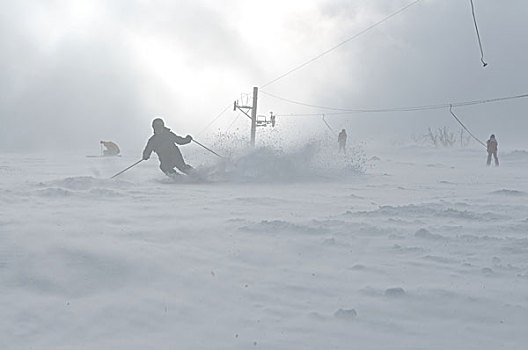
[142,118,194,176]
[486,134,499,166]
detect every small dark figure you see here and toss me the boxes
[142,118,193,176]
[100,141,120,156]
[486,134,499,166]
[338,129,347,154]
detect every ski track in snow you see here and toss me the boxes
[1,147,527,349]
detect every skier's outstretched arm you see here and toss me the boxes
[171,132,192,145]
[142,139,154,160]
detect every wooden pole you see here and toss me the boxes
[250,86,258,147]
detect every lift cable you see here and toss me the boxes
[260,0,424,89]
[261,90,528,115]
[448,104,486,148]
[469,0,488,67]
[196,103,233,137]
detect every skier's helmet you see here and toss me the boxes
[152,118,165,128]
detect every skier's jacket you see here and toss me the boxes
[102,141,120,154]
[142,127,191,169]
[487,138,498,153]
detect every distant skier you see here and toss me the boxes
[100,141,120,156]
[486,134,499,166]
[142,118,194,176]
[338,129,347,154]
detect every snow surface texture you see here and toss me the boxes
[1,145,527,349]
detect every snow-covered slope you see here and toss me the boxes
[1,145,527,349]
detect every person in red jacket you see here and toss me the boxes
[142,118,194,176]
[486,134,499,166]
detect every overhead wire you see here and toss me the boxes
[196,103,233,137]
[260,0,424,89]
[261,90,528,115]
[226,111,242,132]
[262,90,448,113]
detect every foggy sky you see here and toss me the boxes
[1,0,527,152]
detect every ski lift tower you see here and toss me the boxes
[234,86,276,147]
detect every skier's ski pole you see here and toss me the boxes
[110,159,143,179]
[192,139,224,158]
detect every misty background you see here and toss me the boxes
[1,0,527,153]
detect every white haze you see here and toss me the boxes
[2,1,528,348]
[1,0,527,152]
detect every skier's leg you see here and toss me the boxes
[487,153,492,166]
[160,162,177,176]
[178,164,194,175]
[173,148,194,175]
[493,152,499,166]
